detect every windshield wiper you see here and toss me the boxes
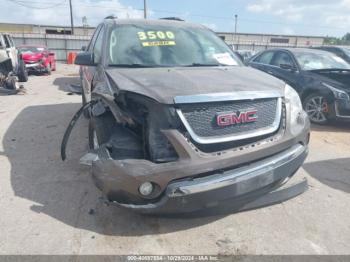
[184,63,223,67]
[310,68,350,72]
[108,64,156,68]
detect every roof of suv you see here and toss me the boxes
[103,18,206,29]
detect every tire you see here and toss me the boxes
[88,114,116,150]
[303,93,330,125]
[17,59,28,82]
[5,77,17,90]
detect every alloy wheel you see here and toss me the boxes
[305,96,329,124]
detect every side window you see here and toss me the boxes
[8,36,14,47]
[3,35,11,48]
[254,51,274,65]
[271,52,295,67]
[87,26,102,52]
[93,28,104,63]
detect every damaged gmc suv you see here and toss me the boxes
[61,18,310,214]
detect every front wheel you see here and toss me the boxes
[17,59,28,82]
[5,77,17,90]
[303,94,330,125]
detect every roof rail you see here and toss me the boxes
[105,15,117,19]
[160,17,184,22]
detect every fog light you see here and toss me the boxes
[139,182,153,196]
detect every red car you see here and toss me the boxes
[18,45,56,74]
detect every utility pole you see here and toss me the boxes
[69,0,74,35]
[144,0,147,19]
[234,14,238,47]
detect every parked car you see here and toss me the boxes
[248,48,350,124]
[61,18,310,215]
[312,46,350,64]
[18,45,56,74]
[236,50,257,63]
[0,33,28,84]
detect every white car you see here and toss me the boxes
[0,33,28,89]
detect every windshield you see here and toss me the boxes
[295,51,350,70]
[19,46,45,54]
[108,24,242,67]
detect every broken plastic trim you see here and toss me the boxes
[61,101,97,161]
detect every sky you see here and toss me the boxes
[1,0,350,37]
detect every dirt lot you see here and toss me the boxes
[0,64,350,255]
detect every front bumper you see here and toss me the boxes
[25,62,47,72]
[111,143,308,214]
[89,97,310,214]
[91,121,309,214]
[334,99,350,120]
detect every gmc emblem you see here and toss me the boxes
[216,110,258,127]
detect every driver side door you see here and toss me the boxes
[269,51,304,94]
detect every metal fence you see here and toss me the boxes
[11,33,90,62]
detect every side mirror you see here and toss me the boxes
[280,64,297,72]
[81,46,87,51]
[75,52,95,66]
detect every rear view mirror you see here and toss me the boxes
[75,52,95,66]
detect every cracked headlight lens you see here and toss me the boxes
[285,84,305,134]
[285,84,302,113]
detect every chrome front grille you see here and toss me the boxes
[177,97,282,144]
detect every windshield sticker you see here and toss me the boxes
[138,31,176,47]
[142,41,176,47]
[213,53,238,65]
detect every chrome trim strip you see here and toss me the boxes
[168,144,306,197]
[174,91,282,104]
[177,97,282,144]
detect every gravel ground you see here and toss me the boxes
[0,64,350,255]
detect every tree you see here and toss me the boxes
[342,33,350,44]
[324,33,350,45]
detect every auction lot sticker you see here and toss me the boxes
[138,31,176,47]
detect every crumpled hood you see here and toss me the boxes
[22,53,43,61]
[106,66,285,104]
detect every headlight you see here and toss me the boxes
[323,83,350,100]
[285,84,302,114]
[284,84,305,135]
